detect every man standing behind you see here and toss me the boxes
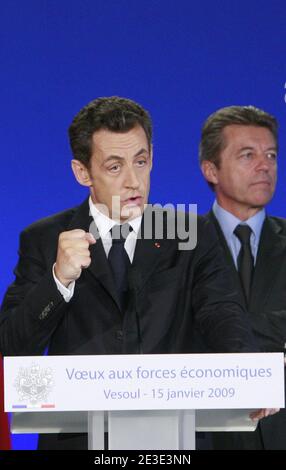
[200,105,286,449]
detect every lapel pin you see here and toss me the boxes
[154,242,161,248]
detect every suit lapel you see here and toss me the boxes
[249,217,286,310]
[67,198,121,310]
[132,237,172,291]
[208,210,246,305]
[209,211,240,275]
[131,206,177,291]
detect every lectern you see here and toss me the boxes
[5,353,284,450]
[11,408,259,450]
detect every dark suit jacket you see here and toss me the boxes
[0,200,256,449]
[208,210,286,449]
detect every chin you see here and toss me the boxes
[250,188,273,205]
[249,199,271,210]
[121,205,143,221]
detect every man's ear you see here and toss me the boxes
[200,160,219,186]
[71,160,92,187]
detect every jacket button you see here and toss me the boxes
[116,330,123,340]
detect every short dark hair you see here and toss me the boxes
[69,96,153,167]
[199,105,278,168]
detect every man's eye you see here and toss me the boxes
[267,152,277,161]
[109,164,120,172]
[136,159,146,166]
[241,152,253,159]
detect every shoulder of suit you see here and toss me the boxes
[196,213,215,230]
[267,215,286,233]
[155,208,205,229]
[21,205,79,237]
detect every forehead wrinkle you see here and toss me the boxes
[103,148,148,162]
[98,140,146,154]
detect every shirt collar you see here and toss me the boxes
[213,200,266,241]
[89,197,142,238]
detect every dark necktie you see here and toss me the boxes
[108,224,131,311]
[108,224,141,354]
[234,224,254,303]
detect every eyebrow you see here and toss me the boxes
[238,146,278,152]
[103,148,149,164]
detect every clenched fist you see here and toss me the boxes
[54,229,96,287]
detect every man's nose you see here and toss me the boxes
[125,167,140,188]
[256,153,272,172]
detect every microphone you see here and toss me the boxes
[127,268,143,354]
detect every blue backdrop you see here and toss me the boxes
[1,0,286,449]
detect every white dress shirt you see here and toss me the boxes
[53,197,142,302]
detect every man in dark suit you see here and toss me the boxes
[200,104,286,449]
[1,97,262,449]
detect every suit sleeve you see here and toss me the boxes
[0,228,68,356]
[249,312,286,352]
[192,219,258,353]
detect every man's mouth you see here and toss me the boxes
[123,196,143,206]
[251,181,271,186]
